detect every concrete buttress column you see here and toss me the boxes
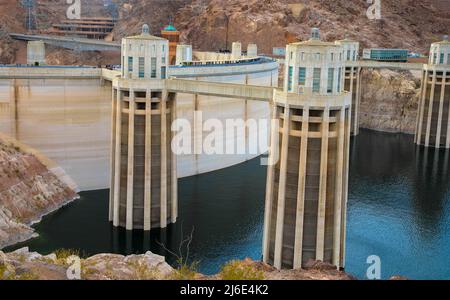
[293,106,309,269]
[171,94,178,224]
[273,104,290,269]
[262,103,278,263]
[126,89,135,230]
[160,90,168,228]
[315,107,329,261]
[112,89,122,227]
[109,88,117,221]
[332,108,345,266]
[425,72,437,147]
[143,88,152,230]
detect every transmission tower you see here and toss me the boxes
[104,0,119,20]
[20,0,36,31]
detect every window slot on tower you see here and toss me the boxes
[309,110,322,118]
[128,57,133,72]
[137,102,146,110]
[313,68,321,93]
[337,67,342,92]
[288,66,293,92]
[135,91,146,98]
[138,57,145,78]
[151,57,157,78]
[298,67,306,86]
[327,68,334,94]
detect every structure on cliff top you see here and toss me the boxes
[263,28,351,269]
[415,36,450,149]
[27,40,46,66]
[161,23,180,65]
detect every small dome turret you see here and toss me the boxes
[311,28,320,40]
[142,24,150,35]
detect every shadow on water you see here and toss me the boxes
[5,129,450,278]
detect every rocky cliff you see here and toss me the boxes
[111,0,449,55]
[0,136,78,249]
[0,247,354,280]
[173,0,449,54]
[359,69,422,134]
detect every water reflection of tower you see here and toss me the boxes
[411,147,449,233]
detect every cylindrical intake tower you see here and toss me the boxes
[263,28,352,270]
[109,25,177,230]
[415,36,450,148]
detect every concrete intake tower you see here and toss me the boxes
[109,25,177,230]
[263,29,352,269]
[415,36,450,149]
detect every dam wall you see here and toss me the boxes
[0,60,278,191]
[0,73,112,191]
[173,71,277,177]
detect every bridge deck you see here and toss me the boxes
[167,78,274,101]
[347,60,424,70]
[9,33,120,52]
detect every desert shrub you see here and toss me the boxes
[220,260,264,280]
[169,259,199,280]
[54,249,80,265]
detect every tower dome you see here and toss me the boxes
[142,24,150,35]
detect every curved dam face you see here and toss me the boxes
[0,75,112,191]
[0,59,278,191]
[172,61,278,177]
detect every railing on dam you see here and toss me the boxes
[346,60,424,70]
[0,66,102,79]
[173,57,274,68]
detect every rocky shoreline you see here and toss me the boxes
[0,247,355,280]
[0,136,79,249]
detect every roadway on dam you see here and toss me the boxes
[9,33,121,52]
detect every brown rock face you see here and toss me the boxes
[174,0,291,53]
[171,0,450,54]
[359,69,421,134]
[0,139,78,249]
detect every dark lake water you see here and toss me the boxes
[6,129,450,279]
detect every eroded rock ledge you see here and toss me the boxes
[360,69,422,134]
[0,137,79,249]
